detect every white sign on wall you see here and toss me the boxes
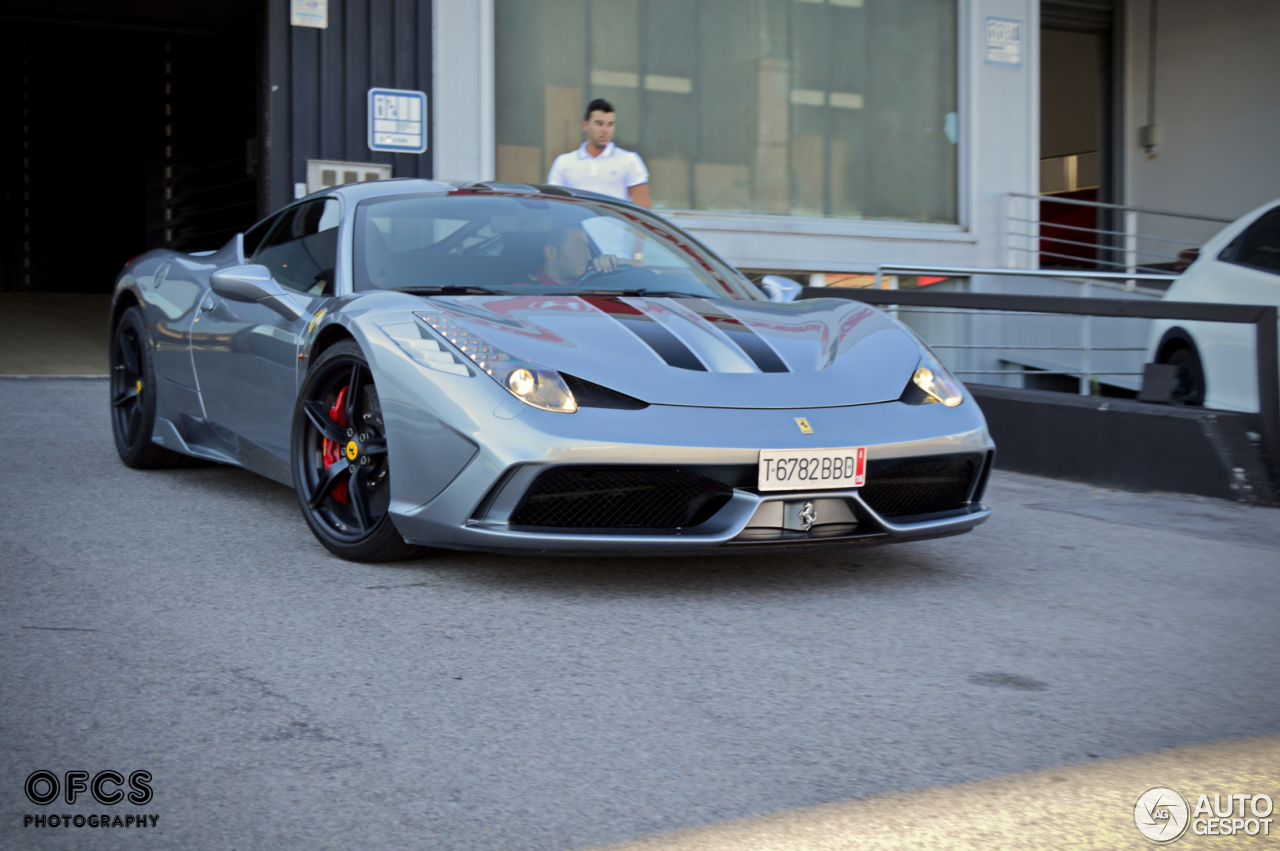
[291,0,328,29]
[367,88,428,154]
[305,160,393,195]
[985,17,1023,66]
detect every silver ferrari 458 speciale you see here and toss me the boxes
[109,179,994,561]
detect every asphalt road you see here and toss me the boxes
[2,378,1279,850]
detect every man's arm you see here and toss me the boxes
[628,183,652,209]
[626,153,652,208]
[547,155,566,187]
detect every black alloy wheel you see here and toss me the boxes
[110,306,178,468]
[1162,343,1206,406]
[292,340,424,562]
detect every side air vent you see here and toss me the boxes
[561,373,649,410]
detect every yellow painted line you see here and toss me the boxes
[589,734,1280,850]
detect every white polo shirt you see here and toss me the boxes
[546,142,649,202]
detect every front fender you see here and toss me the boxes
[306,305,504,515]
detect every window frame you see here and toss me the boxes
[488,0,967,231]
[242,210,286,259]
[251,197,343,294]
[1218,205,1280,277]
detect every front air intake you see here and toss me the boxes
[860,456,978,518]
[509,466,731,529]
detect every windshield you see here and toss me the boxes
[353,192,760,299]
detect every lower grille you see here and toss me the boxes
[861,457,976,518]
[510,466,732,529]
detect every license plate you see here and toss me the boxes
[758,447,866,492]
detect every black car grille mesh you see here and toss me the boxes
[510,466,731,529]
[861,458,975,518]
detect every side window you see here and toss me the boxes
[251,198,341,294]
[1223,206,1280,275]
[242,212,283,258]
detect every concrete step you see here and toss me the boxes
[972,384,1278,506]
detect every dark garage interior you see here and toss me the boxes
[0,1,260,294]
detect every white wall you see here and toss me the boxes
[1125,0,1280,222]
[433,0,494,182]
[962,0,1040,269]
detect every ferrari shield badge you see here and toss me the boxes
[794,417,813,435]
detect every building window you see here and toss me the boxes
[495,0,957,223]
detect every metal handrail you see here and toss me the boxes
[1038,254,1169,273]
[931,344,1146,351]
[1008,217,1204,246]
[804,286,1280,475]
[953,370,1144,376]
[1007,227,1189,257]
[1004,193,1233,279]
[1009,192,1234,223]
[872,273,1161,393]
[870,264,1178,288]
[1035,249,1176,271]
[1030,235,1180,262]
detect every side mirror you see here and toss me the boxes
[760,275,804,303]
[209,265,305,321]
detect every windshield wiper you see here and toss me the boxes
[391,285,501,296]
[547,288,701,299]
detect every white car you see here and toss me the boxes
[1147,198,1280,411]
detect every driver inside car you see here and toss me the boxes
[521,224,619,286]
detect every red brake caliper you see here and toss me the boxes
[321,385,350,504]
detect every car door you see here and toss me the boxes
[1199,205,1280,410]
[191,198,339,474]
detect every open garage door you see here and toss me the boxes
[1038,0,1119,269]
[0,1,261,293]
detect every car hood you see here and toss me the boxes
[419,294,923,408]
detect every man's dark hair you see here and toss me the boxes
[546,221,585,254]
[584,98,615,121]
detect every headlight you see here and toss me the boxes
[901,349,963,407]
[413,311,578,413]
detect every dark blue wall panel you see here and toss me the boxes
[266,0,432,213]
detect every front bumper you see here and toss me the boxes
[386,395,995,555]
[437,488,991,556]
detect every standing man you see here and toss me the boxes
[547,98,652,208]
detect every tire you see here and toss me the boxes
[110,306,181,468]
[292,340,425,562]
[1160,342,1206,406]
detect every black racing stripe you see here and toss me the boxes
[628,321,708,371]
[719,324,789,372]
[677,299,790,373]
[582,297,707,371]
